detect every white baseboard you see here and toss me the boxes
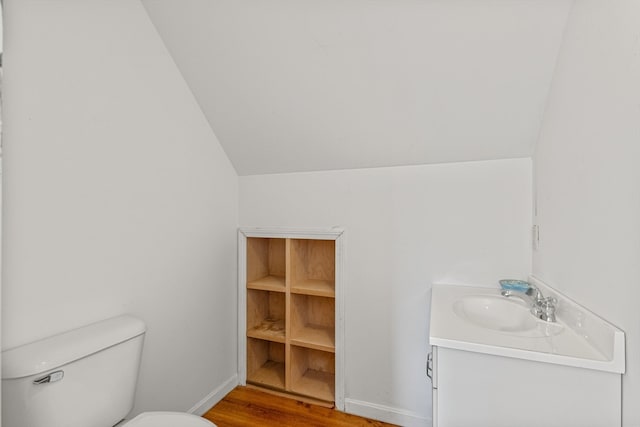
[188,373,238,416]
[187,376,431,426]
[344,398,431,427]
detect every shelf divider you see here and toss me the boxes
[285,238,293,391]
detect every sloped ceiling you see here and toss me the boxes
[142,0,572,175]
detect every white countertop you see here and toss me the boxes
[429,280,625,373]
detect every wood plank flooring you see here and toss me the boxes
[202,386,398,427]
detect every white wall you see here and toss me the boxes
[2,0,238,417]
[533,1,640,425]
[240,158,532,425]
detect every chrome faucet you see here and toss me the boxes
[501,286,557,322]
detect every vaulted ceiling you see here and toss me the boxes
[142,0,573,175]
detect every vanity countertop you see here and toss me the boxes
[429,278,625,373]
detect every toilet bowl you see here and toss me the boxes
[124,411,215,426]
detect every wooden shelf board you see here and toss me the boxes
[247,360,285,390]
[244,385,335,409]
[291,369,335,402]
[247,275,286,292]
[290,325,335,352]
[247,319,286,343]
[291,279,335,298]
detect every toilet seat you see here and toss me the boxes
[124,411,216,427]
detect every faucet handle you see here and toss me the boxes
[530,295,558,322]
[538,297,557,322]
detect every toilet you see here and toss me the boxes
[1,315,215,427]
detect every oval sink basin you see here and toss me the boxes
[453,295,564,336]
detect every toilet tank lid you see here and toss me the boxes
[2,315,146,379]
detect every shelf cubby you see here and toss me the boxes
[290,239,335,298]
[290,345,335,402]
[247,289,285,343]
[247,238,286,292]
[247,338,286,391]
[290,294,335,352]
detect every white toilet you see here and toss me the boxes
[1,315,215,427]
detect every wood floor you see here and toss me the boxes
[202,387,398,427]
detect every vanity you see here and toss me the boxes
[428,277,625,427]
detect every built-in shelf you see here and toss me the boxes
[247,237,285,291]
[247,318,285,343]
[290,345,335,402]
[247,289,285,344]
[244,236,338,404]
[291,239,335,297]
[247,275,286,292]
[291,294,335,353]
[291,279,335,298]
[248,360,286,390]
[290,325,335,353]
[247,338,286,390]
[292,369,335,402]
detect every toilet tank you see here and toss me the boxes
[2,315,146,427]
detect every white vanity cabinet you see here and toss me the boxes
[428,280,625,427]
[428,345,621,427]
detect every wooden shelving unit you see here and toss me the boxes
[245,237,336,404]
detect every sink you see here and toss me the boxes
[430,282,626,373]
[453,295,534,332]
[453,295,563,336]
